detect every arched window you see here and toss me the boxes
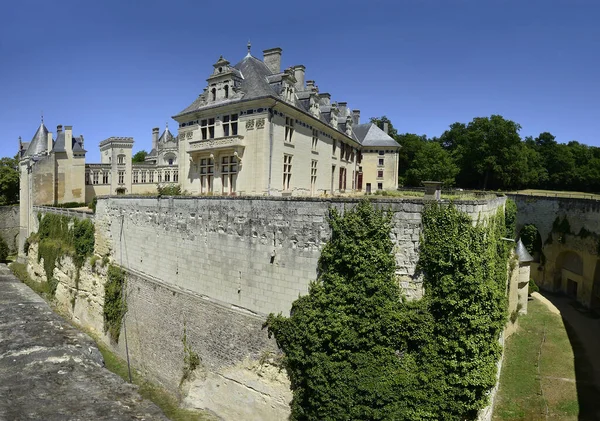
[211,88,216,101]
[224,85,229,99]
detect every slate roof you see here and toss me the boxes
[158,128,175,144]
[23,122,50,157]
[516,239,534,263]
[353,123,400,148]
[53,131,86,153]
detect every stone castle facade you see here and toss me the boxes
[17,45,400,238]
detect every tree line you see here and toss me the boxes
[372,115,599,192]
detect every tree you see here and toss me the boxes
[132,150,148,163]
[266,201,424,420]
[440,115,524,190]
[370,116,399,139]
[405,141,458,187]
[0,155,19,205]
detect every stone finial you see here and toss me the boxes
[247,40,251,55]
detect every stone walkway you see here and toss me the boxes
[0,264,168,421]
[536,292,600,420]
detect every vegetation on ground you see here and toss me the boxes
[97,341,217,421]
[266,200,512,420]
[157,184,187,196]
[10,261,53,296]
[493,298,578,420]
[0,235,9,262]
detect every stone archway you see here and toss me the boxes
[555,250,583,298]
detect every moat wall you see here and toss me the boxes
[0,205,19,253]
[26,195,506,420]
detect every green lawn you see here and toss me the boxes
[493,298,579,420]
[511,189,600,200]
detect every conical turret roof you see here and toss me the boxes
[24,122,50,157]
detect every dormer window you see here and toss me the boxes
[224,85,229,99]
[211,88,216,101]
[218,67,223,73]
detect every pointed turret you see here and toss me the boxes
[23,121,50,157]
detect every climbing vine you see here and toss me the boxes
[30,213,95,296]
[266,200,512,420]
[180,322,201,385]
[103,264,127,343]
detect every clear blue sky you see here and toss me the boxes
[2,0,598,162]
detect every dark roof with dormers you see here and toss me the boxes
[53,130,86,153]
[353,123,400,148]
[23,122,50,157]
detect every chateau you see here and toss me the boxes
[18,45,399,207]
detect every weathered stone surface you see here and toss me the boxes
[0,205,19,253]
[0,264,167,421]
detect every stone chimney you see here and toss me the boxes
[56,125,63,134]
[338,102,348,118]
[293,65,305,90]
[263,48,282,74]
[383,122,389,135]
[352,109,360,125]
[47,132,53,154]
[65,125,73,155]
[152,127,159,150]
[318,93,331,106]
[306,80,317,92]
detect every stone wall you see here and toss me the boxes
[0,205,19,253]
[95,195,506,314]
[24,195,507,420]
[510,194,600,308]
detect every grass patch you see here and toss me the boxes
[512,189,600,200]
[96,341,217,421]
[493,298,578,420]
[9,262,53,297]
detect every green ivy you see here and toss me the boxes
[504,198,517,239]
[266,200,511,420]
[32,213,95,297]
[104,264,127,343]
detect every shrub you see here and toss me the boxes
[528,279,540,295]
[0,236,9,262]
[157,184,184,196]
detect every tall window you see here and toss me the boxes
[141,171,146,183]
[224,85,229,99]
[378,157,384,166]
[285,117,294,142]
[200,157,214,193]
[118,171,124,184]
[165,171,171,182]
[339,167,347,190]
[312,129,318,151]
[377,170,384,178]
[117,155,125,165]
[283,154,292,191]
[102,172,109,184]
[174,171,178,182]
[222,114,238,137]
[310,160,317,195]
[221,155,238,194]
[158,171,162,183]
[201,118,215,140]
[93,172,99,184]
[332,139,337,155]
[149,171,154,183]
[85,172,90,185]
[211,87,216,101]
[133,171,139,183]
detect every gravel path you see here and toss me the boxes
[0,264,168,421]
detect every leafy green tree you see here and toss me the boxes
[0,236,9,261]
[440,115,524,189]
[395,133,427,185]
[0,155,19,205]
[405,141,459,187]
[132,150,148,163]
[266,201,425,420]
[370,116,398,139]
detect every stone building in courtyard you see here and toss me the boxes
[174,45,400,196]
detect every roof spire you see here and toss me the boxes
[246,40,252,57]
[166,121,169,131]
[41,111,43,124]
